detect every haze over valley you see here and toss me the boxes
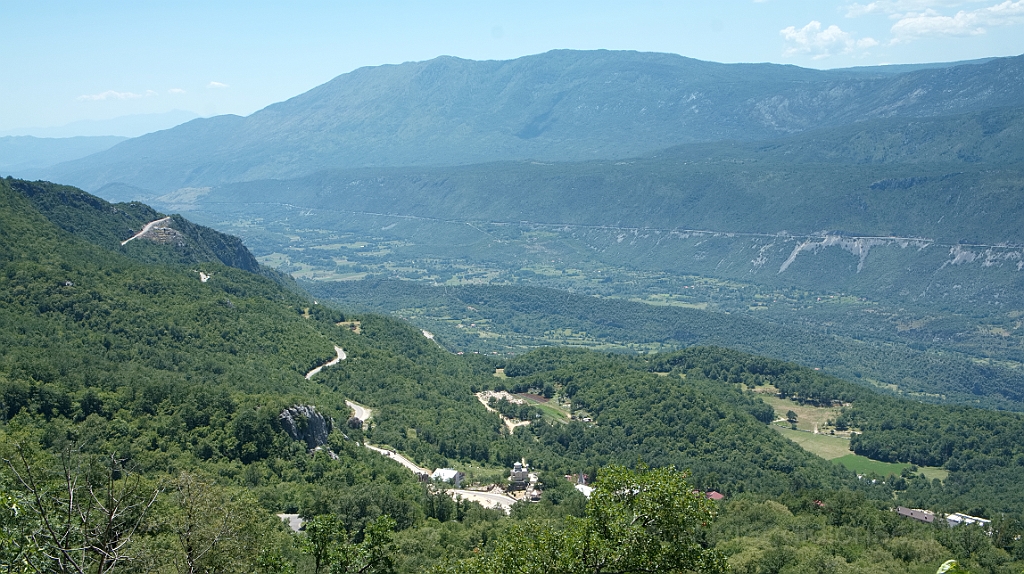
[4,3,1024,572]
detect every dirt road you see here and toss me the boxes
[121,217,171,246]
[475,391,531,432]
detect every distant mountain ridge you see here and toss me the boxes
[161,104,1024,245]
[0,135,127,174]
[38,50,1024,193]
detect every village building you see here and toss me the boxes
[510,461,530,490]
[946,512,991,528]
[896,507,935,523]
[431,468,465,488]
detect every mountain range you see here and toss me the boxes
[32,50,1024,193]
[14,49,1024,414]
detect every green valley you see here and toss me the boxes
[3,178,1024,572]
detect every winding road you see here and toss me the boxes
[304,346,346,380]
[346,400,372,423]
[302,347,521,513]
[364,444,430,475]
[352,400,518,513]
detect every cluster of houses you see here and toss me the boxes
[896,506,992,529]
[510,461,542,502]
[427,459,729,506]
[429,461,543,502]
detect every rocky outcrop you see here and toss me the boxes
[279,405,333,449]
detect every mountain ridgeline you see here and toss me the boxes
[33,50,1024,192]
[40,50,1017,419]
[150,98,1024,413]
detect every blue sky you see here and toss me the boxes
[2,0,1023,134]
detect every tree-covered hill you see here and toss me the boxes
[37,51,1024,192]
[3,178,1024,572]
[8,177,264,274]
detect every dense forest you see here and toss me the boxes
[2,178,1023,573]
[306,279,1024,412]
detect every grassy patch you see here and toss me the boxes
[629,294,710,310]
[336,320,362,334]
[772,427,852,460]
[832,454,908,476]
[776,429,949,482]
[918,467,949,482]
[757,394,846,434]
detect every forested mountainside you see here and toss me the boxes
[2,178,1024,572]
[35,51,1024,192]
[8,178,264,273]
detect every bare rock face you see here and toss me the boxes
[279,405,333,449]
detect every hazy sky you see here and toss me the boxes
[3,0,1023,134]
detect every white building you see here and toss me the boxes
[946,512,991,528]
[510,461,530,489]
[431,468,465,487]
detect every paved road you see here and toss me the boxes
[450,489,517,514]
[304,346,346,380]
[346,399,372,422]
[365,444,430,475]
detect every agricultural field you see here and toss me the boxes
[832,454,909,477]
[754,390,850,435]
[774,428,949,482]
[772,427,853,460]
[515,393,572,424]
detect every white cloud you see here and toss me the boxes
[207,81,229,89]
[890,0,1024,41]
[845,1,971,18]
[77,89,157,102]
[168,88,187,94]
[781,21,879,59]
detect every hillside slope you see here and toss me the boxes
[39,51,1024,192]
[3,178,1024,572]
[0,177,855,499]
